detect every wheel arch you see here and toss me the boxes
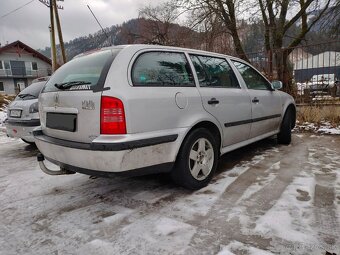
[178,120,222,158]
[282,103,296,129]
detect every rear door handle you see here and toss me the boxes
[208,98,219,105]
[252,97,259,103]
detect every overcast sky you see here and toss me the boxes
[0,0,155,50]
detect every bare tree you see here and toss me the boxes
[258,0,334,92]
[139,1,183,45]
[180,0,336,92]
[180,0,250,61]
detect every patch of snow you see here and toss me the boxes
[110,215,196,254]
[77,239,115,255]
[236,161,280,202]
[295,121,340,135]
[0,109,7,126]
[132,189,172,204]
[253,176,316,244]
[102,206,134,225]
[154,217,192,236]
[317,128,340,135]
[218,241,274,255]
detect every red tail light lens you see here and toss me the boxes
[100,96,126,134]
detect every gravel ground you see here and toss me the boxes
[0,131,339,255]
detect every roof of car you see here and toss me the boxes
[74,44,236,60]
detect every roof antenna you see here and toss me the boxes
[87,5,111,46]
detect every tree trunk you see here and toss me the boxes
[274,49,294,94]
[231,32,249,62]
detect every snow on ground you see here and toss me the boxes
[218,241,274,255]
[0,132,339,255]
[0,109,6,128]
[294,120,340,135]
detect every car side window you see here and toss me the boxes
[132,51,195,87]
[189,55,240,88]
[232,61,272,90]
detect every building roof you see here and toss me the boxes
[0,40,51,65]
[294,51,340,70]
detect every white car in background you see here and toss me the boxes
[5,77,49,144]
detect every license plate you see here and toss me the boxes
[10,109,22,118]
[46,112,77,132]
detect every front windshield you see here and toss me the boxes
[42,49,120,93]
[16,81,46,100]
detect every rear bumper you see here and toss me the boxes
[5,119,40,142]
[34,130,184,174]
[41,154,174,177]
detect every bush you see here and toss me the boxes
[297,105,340,125]
[0,94,16,110]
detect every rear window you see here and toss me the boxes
[16,81,45,100]
[42,49,120,93]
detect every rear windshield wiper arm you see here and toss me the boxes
[54,81,92,90]
[18,93,36,98]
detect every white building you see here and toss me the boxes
[0,40,52,94]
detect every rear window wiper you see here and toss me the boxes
[18,93,36,99]
[54,81,92,90]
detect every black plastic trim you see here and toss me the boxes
[6,119,40,127]
[33,130,178,151]
[44,155,174,177]
[225,114,281,127]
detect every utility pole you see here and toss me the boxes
[52,0,66,64]
[49,1,57,71]
[39,0,65,72]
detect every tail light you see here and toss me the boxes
[100,96,126,134]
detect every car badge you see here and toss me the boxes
[54,93,60,107]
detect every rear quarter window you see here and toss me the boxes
[131,51,195,87]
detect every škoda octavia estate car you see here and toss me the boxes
[34,45,296,189]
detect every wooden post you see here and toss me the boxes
[49,0,57,72]
[53,0,67,64]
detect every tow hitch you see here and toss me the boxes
[37,153,75,175]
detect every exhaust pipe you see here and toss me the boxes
[37,153,75,175]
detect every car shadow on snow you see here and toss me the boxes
[4,142,39,159]
[216,136,278,175]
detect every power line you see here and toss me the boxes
[0,0,35,19]
[87,5,110,42]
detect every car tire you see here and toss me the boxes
[21,139,35,145]
[277,109,292,145]
[171,128,218,190]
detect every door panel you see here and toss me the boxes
[199,88,252,146]
[232,61,282,138]
[248,90,282,137]
[189,55,252,147]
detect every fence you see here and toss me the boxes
[0,67,52,78]
[244,40,340,105]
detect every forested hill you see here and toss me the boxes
[38,18,199,61]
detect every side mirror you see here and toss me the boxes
[271,80,283,90]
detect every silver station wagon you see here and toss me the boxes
[35,45,296,189]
